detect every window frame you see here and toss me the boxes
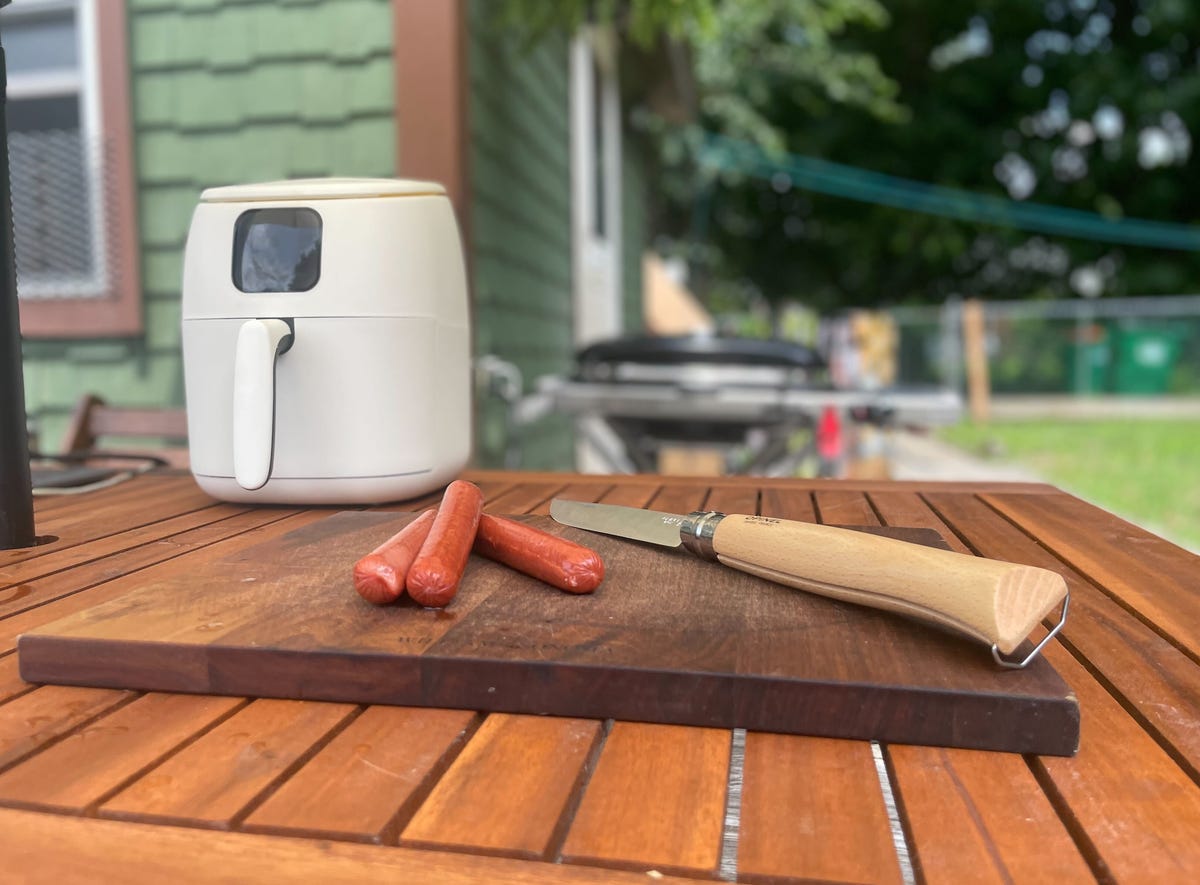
[9,0,141,338]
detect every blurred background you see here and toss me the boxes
[4,0,1198,549]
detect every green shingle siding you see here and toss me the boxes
[21,0,396,449]
[20,1,647,472]
[467,5,574,469]
[622,130,647,334]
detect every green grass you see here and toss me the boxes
[939,418,1200,551]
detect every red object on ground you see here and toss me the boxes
[816,405,843,460]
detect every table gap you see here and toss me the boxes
[717,727,745,882]
[0,690,141,777]
[984,493,1200,671]
[0,508,307,627]
[377,711,487,846]
[938,493,1200,785]
[0,503,245,594]
[0,651,37,706]
[1025,755,1115,885]
[227,704,367,830]
[546,717,613,863]
[486,483,571,516]
[874,743,916,885]
[914,494,987,557]
[81,697,256,817]
[1052,631,1200,787]
[878,746,926,885]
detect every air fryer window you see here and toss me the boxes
[233,208,322,293]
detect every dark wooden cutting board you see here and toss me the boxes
[18,511,1079,755]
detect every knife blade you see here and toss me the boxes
[550,498,1069,664]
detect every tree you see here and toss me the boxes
[649,0,1200,309]
[498,1,1200,309]
[496,0,907,309]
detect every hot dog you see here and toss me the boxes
[406,480,485,607]
[473,513,605,593]
[352,509,437,604]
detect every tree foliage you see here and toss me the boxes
[651,0,1200,309]
[498,0,1200,309]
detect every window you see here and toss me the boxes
[2,0,140,337]
[233,208,323,294]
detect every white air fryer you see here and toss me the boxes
[181,178,471,504]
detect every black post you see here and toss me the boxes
[0,1,39,551]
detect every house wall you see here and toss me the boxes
[18,0,647,473]
[20,0,396,451]
[467,3,576,469]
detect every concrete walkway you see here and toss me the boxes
[989,394,1200,420]
[885,430,1045,483]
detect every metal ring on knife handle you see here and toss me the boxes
[681,511,725,560]
[991,589,1070,669]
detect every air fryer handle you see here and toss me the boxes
[232,318,293,490]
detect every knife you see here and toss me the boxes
[550,499,1069,666]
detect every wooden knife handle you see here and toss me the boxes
[711,514,1067,654]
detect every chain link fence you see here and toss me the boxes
[891,295,1200,396]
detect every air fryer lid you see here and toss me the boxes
[200,177,446,203]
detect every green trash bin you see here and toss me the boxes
[1113,327,1182,394]
[1064,324,1111,393]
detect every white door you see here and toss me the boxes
[570,29,624,471]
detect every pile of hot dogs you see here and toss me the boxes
[353,480,606,607]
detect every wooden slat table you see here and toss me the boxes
[2,470,1198,884]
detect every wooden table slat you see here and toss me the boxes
[1,507,298,623]
[485,483,571,516]
[816,489,1101,880]
[984,491,1200,659]
[466,469,1061,496]
[402,714,603,860]
[27,474,187,518]
[243,706,477,843]
[0,805,703,884]
[0,655,30,704]
[645,485,709,515]
[560,722,729,877]
[887,745,1095,884]
[749,484,932,883]
[530,483,615,515]
[372,481,515,515]
[919,490,1200,879]
[866,490,969,551]
[6,479,214,567]
[0,685,133,772]
[0,503,248,593]
[596,483,662,508]
[758,486,817,522]
[1,510,331,656]
[737,733,903,885]
[30,481,217,542]
[812,488,879,525]
[926,491,1200,777]
[0,693,244,813]
[703,485,761,517]
[99,698,356,828]
[1,471,1196,883]
[1034,640,1200,881]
